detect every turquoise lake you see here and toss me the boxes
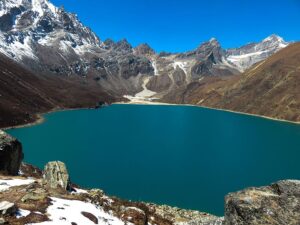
[7,104,300,215]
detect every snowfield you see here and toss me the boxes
[28,197,127,225]
[0,178,35,192]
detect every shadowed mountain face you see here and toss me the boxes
[162,43,300,122]
[0,0,295,127]
[0,53,116,128]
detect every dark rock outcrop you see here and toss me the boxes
[225,180,300,225]
[81,211,98,224]
[43,161,70,190]
[172,68,187,86]
[0,201,16,216]
[0,131,23,176]
[20,163,43,179]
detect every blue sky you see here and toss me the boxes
[51,0,300,52]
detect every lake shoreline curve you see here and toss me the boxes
[4,100,300,131]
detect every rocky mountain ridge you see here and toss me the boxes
[0,0,289,100]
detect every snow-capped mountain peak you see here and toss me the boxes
[32,0,46,15]
[0,0,22,16]
[0,0,101,62]
[0,0,291,98]
[226,34,289,71]
[209,37,218,43]
[263,34,284,43]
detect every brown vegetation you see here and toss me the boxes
[0,54,118,128]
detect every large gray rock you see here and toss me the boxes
[43,161,70,190]
[146,203,223,225]
[0,130,23,175]
[0,201,16,216]
[225,180,300,225]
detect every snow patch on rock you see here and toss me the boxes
[16,208,31,219]
[0,178,35,192]
[28,197,125,225]
[173,61,189,75]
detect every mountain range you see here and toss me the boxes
[0,0,298,127]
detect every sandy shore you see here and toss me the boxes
[115,100,300,125]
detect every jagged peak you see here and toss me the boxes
[31,0,57,15]
[209,37,218,43]
[263,34,285,43]
[101,38,115,50]
[136,43,152,48]
[134,43,155,55]
[113,38,132,52]
[197,37,221,50]
[103,38,115,45]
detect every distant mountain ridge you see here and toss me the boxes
[0,0,290,98]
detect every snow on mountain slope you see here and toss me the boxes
[0,0,23,16]
[0,0,291,99]
[226,34,289,71]
[0,0,101,62]
[173,61,189,75]
[0,0,157,96]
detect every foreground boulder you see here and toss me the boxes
[147,204,224,225]
[43,161,70,190]
[225,180,300,225]
[0,130,23,175]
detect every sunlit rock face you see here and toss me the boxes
[225,180,300,225]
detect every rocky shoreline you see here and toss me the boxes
[1,130,300,224]
[6,99,298,131]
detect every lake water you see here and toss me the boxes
[7,104,300,215]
